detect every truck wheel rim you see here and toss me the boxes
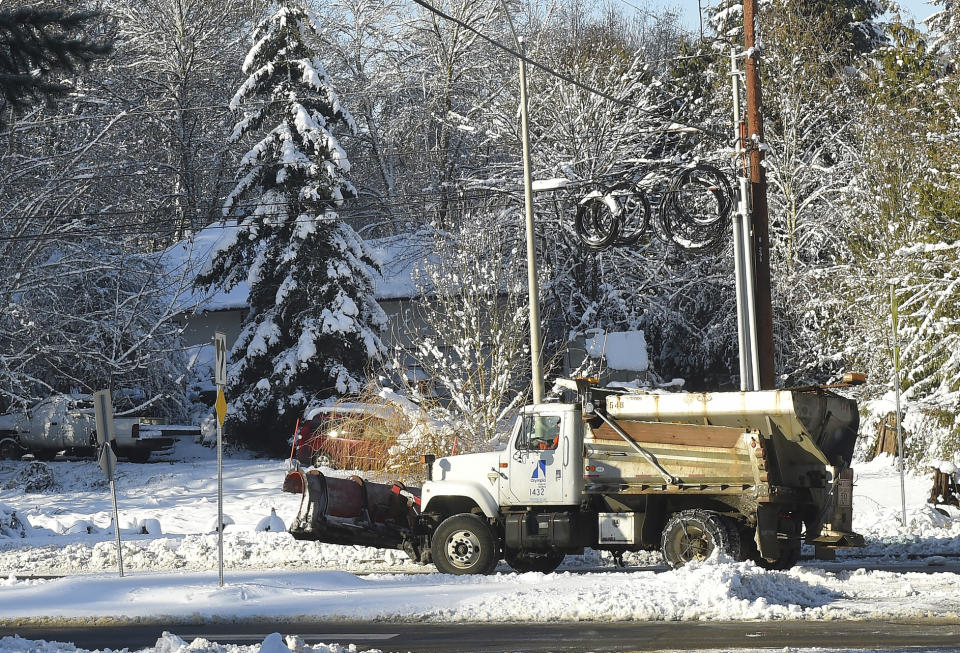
[446,529,481,569]
[674,524,712,562]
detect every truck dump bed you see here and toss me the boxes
[585,420,755,491]
[585,387,859,493]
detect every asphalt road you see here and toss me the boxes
[4,619,960,651]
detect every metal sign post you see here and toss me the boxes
[93,390,123,577]
[889,284,908,526]
[214,332,227,587]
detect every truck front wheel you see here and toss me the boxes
[660,509,740,569]
[0,438,23,460]
[431,513,499,575]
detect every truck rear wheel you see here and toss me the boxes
[431,513,499,575]
[750,516,802,570]
[505,550,565,574]
[661,509,740,569]
[124,449,151,464]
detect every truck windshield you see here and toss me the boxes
[516,415,561,451]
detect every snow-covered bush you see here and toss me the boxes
[0,502,26,538]
[388,211,530,453]
[3,461,56,493]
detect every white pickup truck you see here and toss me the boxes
[0,394,200,463]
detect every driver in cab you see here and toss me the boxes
[533,417,560,450]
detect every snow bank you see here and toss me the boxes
[2,561,960,625]
[0,632,376,653]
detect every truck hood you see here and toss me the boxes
[432,451,502,482]
[0,412,29,433]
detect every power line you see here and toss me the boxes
[0,150,511,187]
[0,84,513,132]
[0,159,705,225]
[408,0,725,140]
[0,194,528,243]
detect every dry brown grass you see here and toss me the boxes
[322,386,457,485]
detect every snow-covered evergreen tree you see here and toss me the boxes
[196,3,386,451]
[0,7,111,125]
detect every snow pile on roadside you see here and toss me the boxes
[0,531,418,574]
[0,529,658,575]
[440,559,845,622]
[833,454,960,558]
[0,632,377,653]
[3,561,960,624]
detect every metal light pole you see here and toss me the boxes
[498,0,545,404]
[730,47,760,392]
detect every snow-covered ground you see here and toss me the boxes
[1,442,959,652]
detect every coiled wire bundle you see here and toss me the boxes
[574,164,733,253]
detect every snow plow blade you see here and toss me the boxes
[282,469,421,551]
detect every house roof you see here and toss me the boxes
[162,223,250,314]
[163,223,435,315]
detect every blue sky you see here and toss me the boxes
[650,0,937,31]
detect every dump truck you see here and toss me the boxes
[283,379,864,574]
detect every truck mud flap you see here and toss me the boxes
[809,467,864,549]
[282,469,421,550]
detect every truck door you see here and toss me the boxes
[502,410,576,505]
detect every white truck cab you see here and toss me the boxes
[421,404,584,518]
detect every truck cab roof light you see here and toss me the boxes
[842,372,866,385]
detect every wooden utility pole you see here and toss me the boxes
[743,0,776,389]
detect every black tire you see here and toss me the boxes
[574,193,621,250]
[431,513,499,575]
[751,516,802,570]
[660,509,741,569]
[504,549,565,574]
[124,448,150,464]
[0,438,22,460]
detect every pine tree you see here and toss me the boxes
[0,8,111,124]
[197,3,386,451]
[844,18,960,459]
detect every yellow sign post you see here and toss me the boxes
[214,332,227,587]
[215,387,227,426]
